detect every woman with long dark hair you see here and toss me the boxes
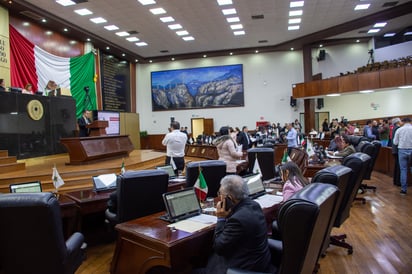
[279,161,310,201]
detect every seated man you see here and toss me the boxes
[328,134,356,158]
[194,175,274,273]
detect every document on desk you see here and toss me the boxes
[255,194,283,209]
[167,214,217,233]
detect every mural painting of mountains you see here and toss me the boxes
[151,64,244,111]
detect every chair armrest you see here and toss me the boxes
[271,221,281,240]
[66,232,85,254]
[268,238,282,268]
[105,208,118,224]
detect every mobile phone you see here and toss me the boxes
[225,196,234,211]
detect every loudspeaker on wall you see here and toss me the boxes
[317,98,324,109]
[290,96,297,107]
[317,49,326,61]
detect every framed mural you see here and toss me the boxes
[151,64,244,111]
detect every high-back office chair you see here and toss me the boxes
[0,192,86,274]
[312,165,353,255]
[357,140,381,192]
[327,152,371,253]
[289,148,308,175]
[269,183,339,274]
[105,170,169,226]
[185,160,227,197]
[247,147,275,181]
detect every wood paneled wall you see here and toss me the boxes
[293,66,412,98]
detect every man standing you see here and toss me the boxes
[286,123,298,155]
[391,118,402,186]
[363,120,376,140]
[196,175,273,273]
[77,109,92,137]
[237,126,251,151]
[393,117,412,195]
[162,121,187,175]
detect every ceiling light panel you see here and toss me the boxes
[74,8,93,16]
[90,17,107,24]
[176,30,189,36]
[168,24,182,30]
[217,0,233,5]
[160,16,174,23]
[104,25,119,31]
[138,0,156,5]
[136,42,148,46]
[288,18,301,24]
[354,4,370,10]
[230,24,243,30]
[227,17,240,23]
[290,1,304,8]
[150,8,166,15]
[116,31,130,37]
[368,29,380,33]
[56,0,76,6]
[288,25,300,30]
[233,30,245,35]
[289,10,303,16]
[373,22,387,28]
[126,37,140,42]
[182,36,195,41]
[222,8,237,15]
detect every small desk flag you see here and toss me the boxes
[306,138,315,157]
[52,165,65,190]
[253,154,261,174]
[281,149,291,164]
[194,168,208,201]
[120,159,126,174]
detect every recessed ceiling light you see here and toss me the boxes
[171,57,175,61]
[356,39,360,43]
[138,0,156,5]
[374,22,387,28]
[122,53,126,57]
[56,0,76,6]
[289,10,303,16]
[90,17,107,24]
[326,93,341,97]
[168,24,182,30]
[384,32,396,37]
[230,24,243,30]
[69,40,76,44]
[227,17,240,23]
[135,59,139,62]
[319,44,323,47]
[290,1,304,8]
[150,8,166,15]
[233,30,245,35]
[106,46,110,50]
[255,50,259,53]
[86,38,91,41]
[149,60,153,63]
[45,31,53,35]
[160,16,174,23]
[288,25,300,30]
[74,8,93,16]
[116,31,130,37]
[290,48,294,51]
[41,19,47,23]
[126,37,140,42]
[217,0,233,5]
[104,25,119,31]
[63,28,68,32]
[229,52,233,55]
[222,8,237,15]
[368,28,380,33]
[399,85,412,89]
[176,30,189,36]
[359,90,374,93]
[404,32,412,36]
[354,4,370,10]
[22,22,30,26]
[288,18,301,24]
[136,42,148,46]
[203,54,207,58]
[182,36,195,41]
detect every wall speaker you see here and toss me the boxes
[317,49,326,61]
[317,98,324,109]
[290,96,297,107]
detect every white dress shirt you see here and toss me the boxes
[162,130,188,157]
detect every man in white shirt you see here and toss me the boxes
[162,121,188,175]
[393,117,412,195]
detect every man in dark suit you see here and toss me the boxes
[77,109,92,137]
[237,126,252,151]
[195,175,273,273]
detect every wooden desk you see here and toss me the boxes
[111,200,280,274]
[64,189,113,215]
[60,135,134,165]
[58,195,78,238]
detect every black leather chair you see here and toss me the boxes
[0,192,86,274]
[327,152,371,253]
[186,160,227,197]
[247,147,275,181]
[312,165,353,255]
[357,140,381,192]
[105,169,169,226]
[347,135,369,147]
[288,147,308,175]
[269,183,339,274]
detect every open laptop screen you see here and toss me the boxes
[9,181,42,193]
[162,188,201,222]
[92,173,117,192]
[243,174,265,197]
[156,165,176,178]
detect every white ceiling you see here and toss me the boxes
[9,0,412,60]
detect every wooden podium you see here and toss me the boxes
[86,120,109,137]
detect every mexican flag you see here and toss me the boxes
[281,149,291,164]
[194,169,208,201]
[9,25,96,117]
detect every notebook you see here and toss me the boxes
[243,173,266,199]
[156,165,177,179]
[9,181,42,193]
[161,188,202,223]
[92,173,117,192]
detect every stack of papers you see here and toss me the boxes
[167,214,217,233]
[255,194,283,208]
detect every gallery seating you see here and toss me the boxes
[311,165,353,255]
[247,147,275,181]
[269,183,339,274]
[186,160,227,197]
[0,192,87,274]
[105,170,169,226]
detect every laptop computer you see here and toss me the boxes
[160,188,202,223]
[156,165,177,179]
[92,173,118,192]
[9,181,42,193]
[243,173,267,199]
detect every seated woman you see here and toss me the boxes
[22,83,35,95]
[213,126,243,175]
[279,161,310,201]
